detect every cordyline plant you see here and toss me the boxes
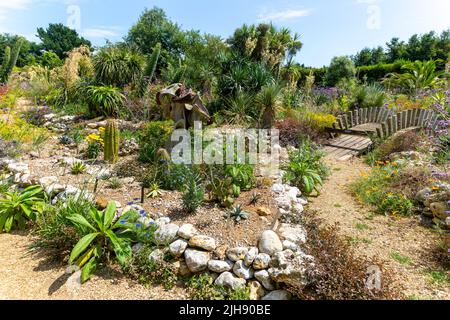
[68,202,139,283]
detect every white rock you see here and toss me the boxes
[38,176,58,187]
[253,253,271,270]
[44,113,56,121]
[7,162,29,174]
[286,187,301,202]
[208,260,234,273]
[249,280,266,300]
[137,217,155,228]
[293,203,304,213]
[154,224,179,245]
[233,260,254,280]
[244,247,259,267]
[261,290,291,301]
[254,270,276,290]
[297,197,308,205]
[283,240,299,252]
[258,230,283,255]
[178,224,199,239]
[227,247,248,262]
[278,224,307,244]
[155,217,171,228]
[169,239,188,258]
[148,249,165,264]
[45,183,65,196]
[271,184,285,194]
[188,235,216,251]
[184,249,210,273]
[214,272,246,291]
[275,196,292,211]
[59,157,82,166]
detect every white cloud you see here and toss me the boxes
[257,8,312,22]
[0,0,32,10]
[82,26,121,38]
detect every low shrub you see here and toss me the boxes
[288,213,401,300]
[182,172,205,214]
[372,130,429,161]
[21,105,52,126]
[275,119,328,148]
[186,273,250,300]
[138,120,174,163]
[283,140,329,195]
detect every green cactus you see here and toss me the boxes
[104,119,120,163]
[0,39,23,83]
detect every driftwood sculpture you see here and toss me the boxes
[156,83,211,129]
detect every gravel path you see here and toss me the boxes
[0,232,188,300]
[309,157,450,300]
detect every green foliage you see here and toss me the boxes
[67,202,137,283]
[146,182,164,199]
[383,60,444,94]
[390,251,412,265]
[225,164,255,193]
[222,92,258,125]
[186,273,250,300]
[40,50,63,69]
[357,60,405,82]
[257,83,282,129]
[36,23,91,59]
[325,56,356,86]
[351,164,413,216]
[138,120,174,163]
[144,43,161,82]
[206,176,235,208]
[71,161,86,175]
[32,133,49,156]
[350,84,386,109]
[182,172,204,214]
[80,85,125,117]
[0,186,45,233]
[226,205,250,222]
[104,119,120,164]
[249,192,261,206]
[93,45,145,87]
[283,140,328,195]
[86,142,101,159]
[107,177,123,190]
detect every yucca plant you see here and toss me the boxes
[81,85,125,117]
[67,202,137,283]
[227,205,250,222]
[257,83,282,129]
[71,161,86,175]
[223,92,258,125]
[0,185,45,233]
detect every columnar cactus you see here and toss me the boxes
[104,119,119,163]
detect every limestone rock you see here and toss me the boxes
[233,260,254,280]
[261,290,291,301]
[184,249,210,273]
[258,230,283,255]
[257,207,271,217]
[169,239,188,258]
[249,280,266,300]
[254,270,276,291]
[278,224,307,244]
[188,235,216,251]
[244,247,259,267]
[227,247,248,262]
[214,272,246,291]
[154,224,180,245]
[208,260,233,273]
[253,253,271,270]
[177,224,199,240]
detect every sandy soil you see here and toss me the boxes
[309,156,450,300]
[0,232,188,300]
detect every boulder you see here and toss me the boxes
[258,230,283,255]
[244,247,259,267]
[268,250,313,288]
[227,247,248,262]
[178,224,198,240]
[184,249,210,273]
[275,196,292,211]
[214,272,246,291]
[430,202,449,220]
[188,235,216,251]
[154,224,180,245]
[249,280,266,301]
[208,260,234,273]
[278,224,307,244]
[254,270,276,291]
[148,249,165,264]
[253,253,271,270]
[271,184,285,194]
[169,239,188,258]
[261,290,291,301]
[233,260,254,280]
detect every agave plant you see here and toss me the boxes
[249,192,261,206]
[67,202,137,283]
[71,161,86,175]
[226,205,250,222]
[0,185,45,233]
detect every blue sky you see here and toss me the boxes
[1,0,449,67]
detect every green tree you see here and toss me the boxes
[40,50,63,69]
[386,37,407,63]
[325,56,356,86]
[126,7,186,68]
[36,23,91,59]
